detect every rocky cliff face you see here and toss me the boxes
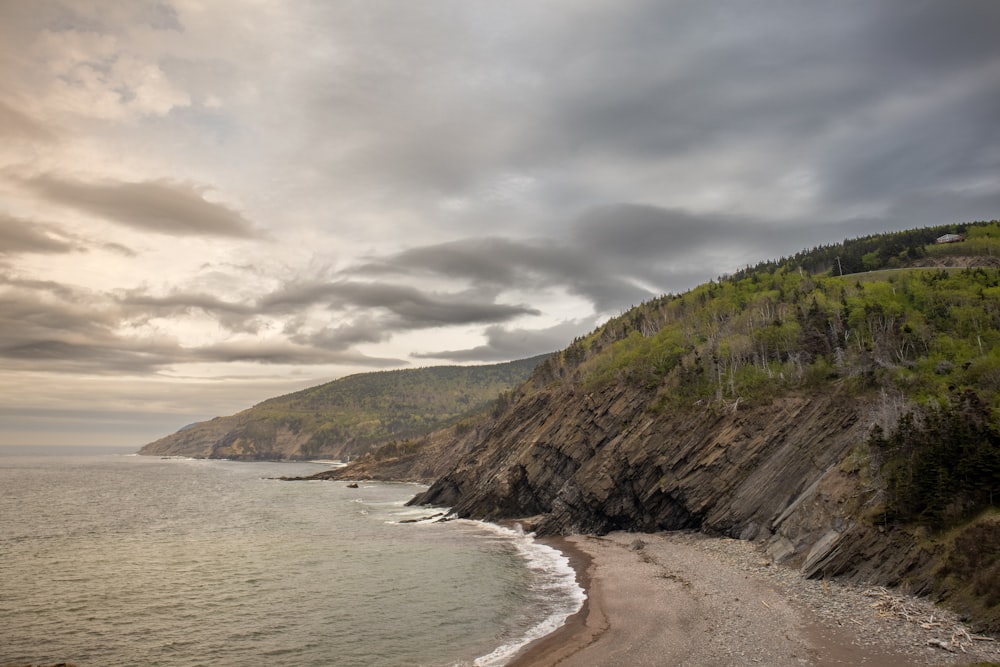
[412,383,869,556]
[402,378,995,625]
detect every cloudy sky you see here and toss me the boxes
[2,1,999,447]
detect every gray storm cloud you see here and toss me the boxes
[0,214,79,255]
[24,176,259,238]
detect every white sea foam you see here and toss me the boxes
[463,521,587,667]
[383,506,449,524]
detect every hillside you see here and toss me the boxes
[334,220,1000,631]
[138,355,550,460]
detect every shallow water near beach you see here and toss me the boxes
[0,446,582,667]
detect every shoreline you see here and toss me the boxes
[508,531,1000,667]
[504,536,601,667]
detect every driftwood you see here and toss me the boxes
[860,587,995,653]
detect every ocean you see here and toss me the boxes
[0,446,583,667]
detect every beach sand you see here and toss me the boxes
[509,532,1000,667]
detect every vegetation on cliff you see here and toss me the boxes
[562,221,1000,409]
[139,355,550,460]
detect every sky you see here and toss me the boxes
[2,1,999,447]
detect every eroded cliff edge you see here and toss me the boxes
[411,383,873,570]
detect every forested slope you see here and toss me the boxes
[139,355,549,460]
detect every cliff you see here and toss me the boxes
[408,377,892,574]
[405,365,997,630]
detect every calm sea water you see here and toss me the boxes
[0,446,582,667]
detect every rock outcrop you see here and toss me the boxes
[412,383,869,557]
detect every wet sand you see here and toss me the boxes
[509,532,990,667]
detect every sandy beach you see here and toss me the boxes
[509,532,1000,667]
